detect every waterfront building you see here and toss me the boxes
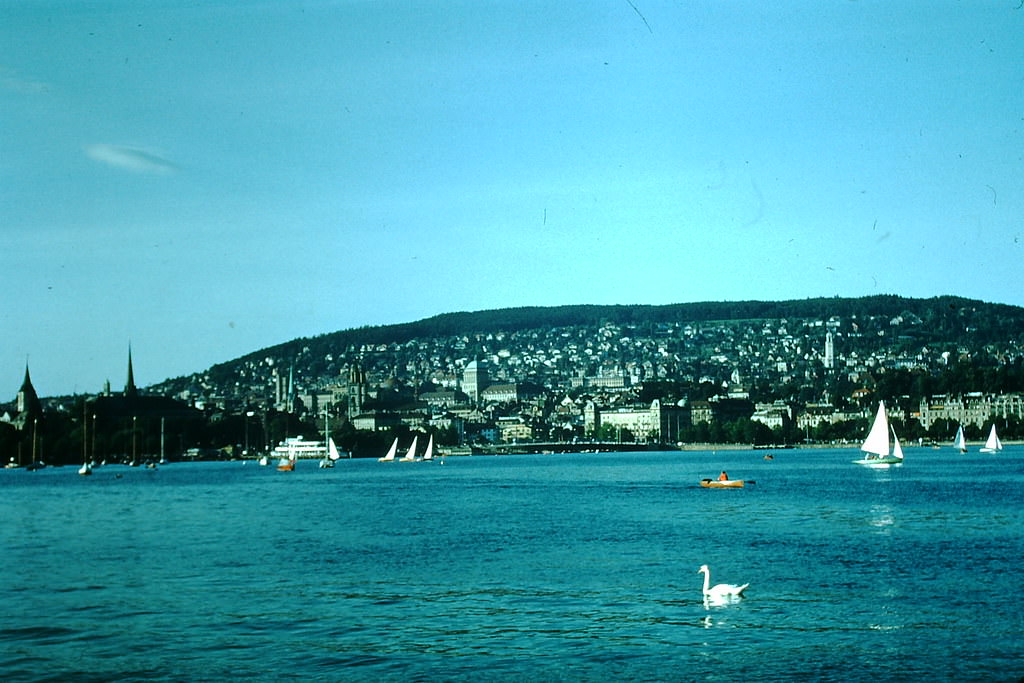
[585,399,689,443]
[751,401,793,430]
[917,394,991,430]
[991,393,1024,422]
[498,418,533,443]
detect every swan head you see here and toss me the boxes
[697,564,709,574]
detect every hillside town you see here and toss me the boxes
[5,304,1024,462]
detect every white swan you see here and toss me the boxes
[698,564,749,599]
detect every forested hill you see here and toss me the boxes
[184,295,1024,388]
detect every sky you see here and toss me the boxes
[3,0,1023,398]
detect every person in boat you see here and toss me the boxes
[718,471,729,481]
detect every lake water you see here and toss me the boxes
[1,447,1021,682]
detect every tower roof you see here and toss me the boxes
[19,363,35,394]
[125,345,138,397]
[15,362,42,426]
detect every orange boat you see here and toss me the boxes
[700,478,745,488]
[276,457,295,472]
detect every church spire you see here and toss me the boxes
[125,345,138,398]
[15,361,42,429]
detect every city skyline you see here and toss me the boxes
[4,1,1023,397]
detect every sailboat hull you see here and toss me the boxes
[852,456,903,468]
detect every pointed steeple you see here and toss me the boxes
[17,363,39,413]
[125,345,138,398]
[15,362,42,429]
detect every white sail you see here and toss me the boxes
[400,436,419,461]
[891,426,904,461]
[954,425,967,452]
[378,437,399,462]
[422,435,434,461]
[860,401,890,458]
[328,437,342,461]
[981,425,1002,453]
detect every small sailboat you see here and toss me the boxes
[319,411,336,468]
[953,425,968,453]
[78,461,92,476]
[399,435,419,462]
[378,437,399,462]
[422,435,434,461]
[277,445,296,471]
[979,424,1002,453]
[159,417,168,465]
[320,437,343,468]
[852,401,904,467]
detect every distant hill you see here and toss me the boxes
[151,295,1024,397]
[253,295,1021,355]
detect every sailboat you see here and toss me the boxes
[852,401,904,467]
[320,437,343,468]
[79,401,93,475]
[277,440,296,471]
[979,424,1002,453]
[399,435,419,462]
[158,417,168,465]
[422,435,434,461]
[953,425,968,453]
[378,437,399,462]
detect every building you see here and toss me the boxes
[346,363,367,417]
[917,394,991,430]
[462,360,488,404]
[585,399,689,443]
[498,418,533,442]
[751,401,793,430]
[11,364,43,430]
[991,393,1024,422]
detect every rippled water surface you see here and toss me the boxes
[2,448,1022,681]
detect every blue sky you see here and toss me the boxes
[3,0,1022,397]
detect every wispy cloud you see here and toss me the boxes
[0,66,49,94]
[85,144,177,175]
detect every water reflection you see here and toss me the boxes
[703,594,744,609]
[869,504,895,532]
